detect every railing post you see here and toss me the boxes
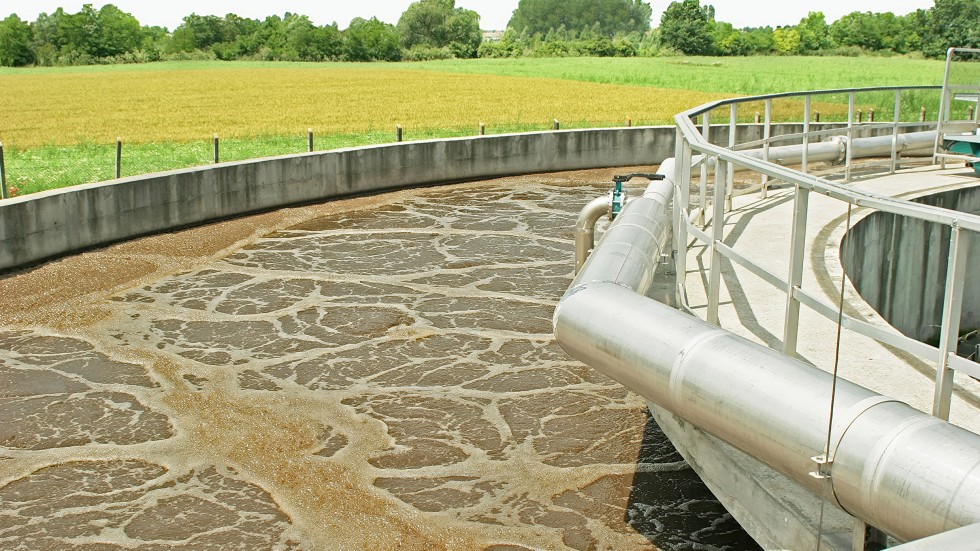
[726,104,736,211]
[940,88,952,168]
[783,184,810,356]
[679,137,692,210]
[673,130,690,304]
[761,99,772,198]
[213,133,219,164]
[936,52,953,166]
[933,224,968,420]
[845,93,856,180]
[890,90,901,174]
[974,80,979,126]
[707,157,727,326]
[699,111,710,227]
[308,128,314,152]
[802,95,811,175]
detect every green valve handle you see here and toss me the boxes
[610,181,626,219]
[609,173,664,220]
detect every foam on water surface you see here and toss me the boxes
[0,170,757,550]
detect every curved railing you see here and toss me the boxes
[669,85,980,420]
[557,83,980,547]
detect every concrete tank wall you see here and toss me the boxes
[0,122,931,273]
[842,184,980,343]
[0,128,668,272]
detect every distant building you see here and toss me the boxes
[482,30,504,42]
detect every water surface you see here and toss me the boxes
[0,170,756,550]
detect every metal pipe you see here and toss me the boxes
[729,131,935,170]
[555,282,980,543]
[557,158,980,543]
[574,196,609,274]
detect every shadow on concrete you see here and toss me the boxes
[687,193,794,350]
[718,194,795,350]
[624,411,762,551]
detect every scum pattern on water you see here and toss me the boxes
[0,169,758,550]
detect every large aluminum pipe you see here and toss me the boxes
[554,163,980,542]
[701,130,936,171]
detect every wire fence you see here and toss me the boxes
[0,119,657,199]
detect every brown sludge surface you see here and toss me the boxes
[0,168,757,550]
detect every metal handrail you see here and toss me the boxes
[677,115,980,231]
[671,84,979,421]
[681,85,942,119]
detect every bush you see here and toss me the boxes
[402,45,455,61]
[162,49,218,62]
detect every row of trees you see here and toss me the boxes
[659,0,979,58]
[0,0,483,66]
[0,0,977,67]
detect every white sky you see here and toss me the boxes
[0,0,937,31]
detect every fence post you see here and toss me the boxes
[857,109,863,124]
[115,137,122,179]
[308,128,314,152]
[869,108,875,123]
[213,133,219,164]
[396,125,403,142]
[921,106,927,122]
[479,122,485,136]
[553,119,560,130]
[970,106,976,121]
[0,141,7,199]
[626,116,632,127]
[754,112,761,124]
[814,111,821,123]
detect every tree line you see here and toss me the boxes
[657,0,978,58]
[0,0,976,67]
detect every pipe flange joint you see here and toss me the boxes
[609,182,628,221]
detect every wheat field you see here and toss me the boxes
[0,63,733,148]
[1,58,933,193]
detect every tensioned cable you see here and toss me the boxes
[815,203,854,549]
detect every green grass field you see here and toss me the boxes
[412,56,953,94]
[1,56,976,196]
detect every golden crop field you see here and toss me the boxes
[0,61,857,194]
[0,64,742,148]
